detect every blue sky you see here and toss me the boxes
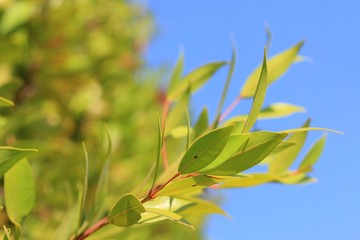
[145,1,359,239]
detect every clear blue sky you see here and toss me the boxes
[145,1,360,239]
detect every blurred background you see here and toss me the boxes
[146,1,359,240]
[0,0,358,239]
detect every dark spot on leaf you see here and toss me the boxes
[194,155,198,159]
[192,184,197,187]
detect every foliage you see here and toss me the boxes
[0,1,340,239]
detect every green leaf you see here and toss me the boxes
[220,173,276,188]
[203,131,288,175]
[0,97,14,107]
[165,93,190,136]
[199,133,250,172]
[4,159,35,228]
[192,107,209,141]
[269,120,310,174]
[108,193,145,227]
[169,125,192,139]
[260,141,297,165]
[0,147,37,178]
[77,143,89,232]
[241,41,304,98]
[281,127,343,135]
[167,51,184,94]
[3,225,11,240]
[144,208,194,230]
[242,48,267,133]
[157,175,223,197]
[168,61,228,101]
[226,103,305,122]
[178,125,234,174]
[214,42,237,128]
[298,135,326,173]
[277,172,316,185]
[149,114,164,192]
[0,2,37,35]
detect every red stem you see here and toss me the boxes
[219,96,242,123]
[75,217,109,240]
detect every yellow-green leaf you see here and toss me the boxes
[0,97,14,107]
[144,208,194,230]
[4,159,35,227]
[220,173,276,188]
[192,107,209,141]
[168,61,227,101]
[277,172,316,185]
[178,125,234,174]
[167,51,184,94]
[165,92,190,136]
[269,119,310,174]
[108,193,145,227]
[203,131,288,175]
[0,147,37,177]
[242,48,267,133]
[241,41,304,98]
[298,135,326,173]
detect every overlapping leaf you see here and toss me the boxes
[298,135,326,173]
[0,147,37,177]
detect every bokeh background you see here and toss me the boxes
[146,1,359,239]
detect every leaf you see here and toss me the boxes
[203,131,288,176]
[298,135,326,173]
[242,48,267,133]
[0,97,14,107]
[175,196,228,218]
[260,141,297,165]
[168,61,228,101]
[4,159,35,228]
[241,41,304,98]
[3,225,11,240]
[165,92,190,136]
[220,173,276,188]
[92,128,112,220]
[149,114,164,192]
[198,133,250,172]
[0,2,37,35]
[281,127,343,135]
[185,109,191,150]
[214,42,237,127]
[167,51,184,94]
[192,107,209,141]
[178,125,234,174]
[277,172,316,185]
[77,143,89,232]
[169,126,192,139]
[0,147,37,177]
[144,208,194,230]
[268,120,310,174]
[108,193,145,227]
[226,103,305,122]
[157,175,223,197]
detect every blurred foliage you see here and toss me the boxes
[0,0,203,239]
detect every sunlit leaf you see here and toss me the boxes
[242,48,267,133]
[226,103,305,122]
[4,159,35,228]
[199,133,250,172]
[144,208,194,229]
[167,51,184,95]
[298,135,326,173]
[281,127,343,135]
[214,42,237,127]
[76,143,89,232]
[260,141,297,165]
[3,225,11,240]
[150,114,164,192]
[269,120,310,174]
[157,175,222,197]
[178,125,234,174]
[175,195,227,217]
[168,61,228,101]
[169,125,192,139]
[241,41,304,98]
[203,131,288,175]
[0,2,37,35]
[220,173,276,188]
[277,172,316,185]
[192,107,209,141]
[165,92,190,136]
[0,97,14,107]
[108,193,145,227]
[0,147,37,177]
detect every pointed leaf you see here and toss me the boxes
[178,125,234,174]
[220,173,276,188]
[242,48,267,133]
[4,159,35,227]
[157,175,222,197]
[241,41,304,98]
[277,172,316,185]
[192,107,209,141]
[281,127,343,135]
[144,208,194,229]
[168,61,227,101]
[108,193,145,227]
[269,120,310,174]
[167,51,184,94]
[0,147,37,177]
[203,131,288,175]
[0,97,14,107]
[260,141,297,165]
[298,135,326,173]
[165,93,190,136]
[150,114,164,192]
